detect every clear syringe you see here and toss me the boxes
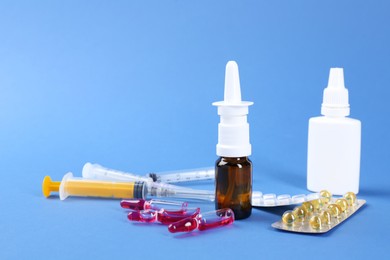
[82,162,214,184]
[42,173,215,201]
[43,173,321,206]
[148,167,214,183]
[77,163,323,207]
[82,163,153,182]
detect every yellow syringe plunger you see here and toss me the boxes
[42,173,146,200]
[43,172,215,202]
[42,176,61,197]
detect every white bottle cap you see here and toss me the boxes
[321,68,350,117]
[212,61,253,157]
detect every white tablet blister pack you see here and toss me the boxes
[252,191,322,207]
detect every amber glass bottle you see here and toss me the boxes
[213,61,253,220]
[215,157,252,220]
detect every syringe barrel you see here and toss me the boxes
[84,162,215,184]
[59,172,146,200]
[82,162,152,183]
[145,182,215,202]
[149,167,215,183]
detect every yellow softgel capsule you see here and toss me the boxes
[336,198,348,212]
[282,211,296,225]
[292,206,306,222]
[320,210,332,225]
[320,190,332,204]
[328,204,342,218]
[309,215,322,230]
[311,199,324,212]
[344,192,357,206]
[302,201,314,215]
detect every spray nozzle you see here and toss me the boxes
[327,68,345,89]
[321,68,350,117]
[214,61,252,108]
[224,61,242,104]
[212,61,253,157]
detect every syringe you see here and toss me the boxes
[148,167,214,183]
[43,174,322,206]
[80,163,323,207]
[42,173,215,201]
[82,163,153,182]
[82,162,214,184]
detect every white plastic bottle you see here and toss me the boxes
[307,68,361,195]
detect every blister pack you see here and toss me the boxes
[252,191,322,207]
[272,191,365,233]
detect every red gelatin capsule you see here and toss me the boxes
[167,208,235,233]
[121,199,188,211]
[127,211,142,221]
[127,210,157,223]
[168,218,198,233]
[198,208,234,231]
[121,199,147,210]
[157,208,200,224]
[162,208,192,216]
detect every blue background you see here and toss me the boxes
[1,0,389,259]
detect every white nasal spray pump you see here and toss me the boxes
[212,61,254,157]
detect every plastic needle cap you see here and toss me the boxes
[321,68,350,117]
[213,61,253,157]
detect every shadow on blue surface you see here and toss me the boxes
[171,224,235,239]
[359,187,390,198]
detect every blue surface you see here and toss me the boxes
[1,0,390,259]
